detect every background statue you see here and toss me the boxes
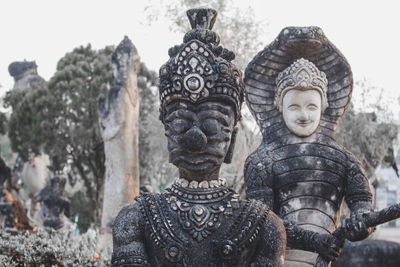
[7,61,51,219]
[112,8,286,267]
[8,61,45,92]
[244,27,374,266]
[98,36,140,234]
[37,176,70,229]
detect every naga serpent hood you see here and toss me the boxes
[244,26,353,141]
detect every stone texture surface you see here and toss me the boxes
[332,240,400,267]
[8,60,45,91]
[99,36,140,230]
[37,176,70,229]
[244,26,373,266]
[7,60,50,217]
[112,8,286,267]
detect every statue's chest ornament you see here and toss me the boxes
[167,178,240,242]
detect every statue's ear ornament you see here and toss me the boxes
[274,58,329,113]
[159,8,244,123]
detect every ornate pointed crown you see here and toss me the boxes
[275,58,328,112]
[159,8,244,122]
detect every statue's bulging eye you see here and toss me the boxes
[170,119,191,134]
[201,118,219,135]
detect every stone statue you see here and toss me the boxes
[8,60,45,91]
[37,176,70,229]
[112,8,286,267]
[244,27,374,266]
[99,36,140,232]
[8,61,50,218]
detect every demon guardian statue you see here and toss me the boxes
[244,27,374,266]
[112,8,286,267]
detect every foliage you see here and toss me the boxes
[4,81,52,159]
[336,81,399,176]
[3,42,169,222]
[144,0,268,71]
[0,228,111,266]
[69,191,96,233]
[4,45,115,227]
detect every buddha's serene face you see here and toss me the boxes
[164,100,235,179]
[282,89,322,137]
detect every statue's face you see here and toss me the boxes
[164,100,235,178]
[282,89,322,137]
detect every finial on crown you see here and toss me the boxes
[186,8,217,30]
[275,58,329,112]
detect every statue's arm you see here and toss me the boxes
[345,154,373,213]
[112,201,149,267]
[284,220,343,261]
[344,154,374,241]
[244,151,274,209]
[252,211,286,267]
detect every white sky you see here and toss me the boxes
[1,0,399,117]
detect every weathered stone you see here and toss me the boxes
[8,60,45,90]
[332,240,400,267]
[8,60,50,219]
[244,26,374,266]
[99,36,140,230]
[37,176,70,229]
[111,8,286,267]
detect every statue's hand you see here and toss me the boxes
[312,233,344,262]
[345,212,375,241]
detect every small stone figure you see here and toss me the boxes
[244,27,374,266]
[112,8,286,267]
[37,176,70,229]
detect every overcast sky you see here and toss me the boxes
[1,0,399,117]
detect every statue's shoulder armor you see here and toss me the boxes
[244,145,275,203]
[206,198,271,264]
[112,199,149,267]
[113,198,144,232]
[226,199,270,247]
[245,146,273,183]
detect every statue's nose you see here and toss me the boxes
[298,110,309,121]
[183,126,207,152]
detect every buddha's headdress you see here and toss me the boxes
[275,58,329,112]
